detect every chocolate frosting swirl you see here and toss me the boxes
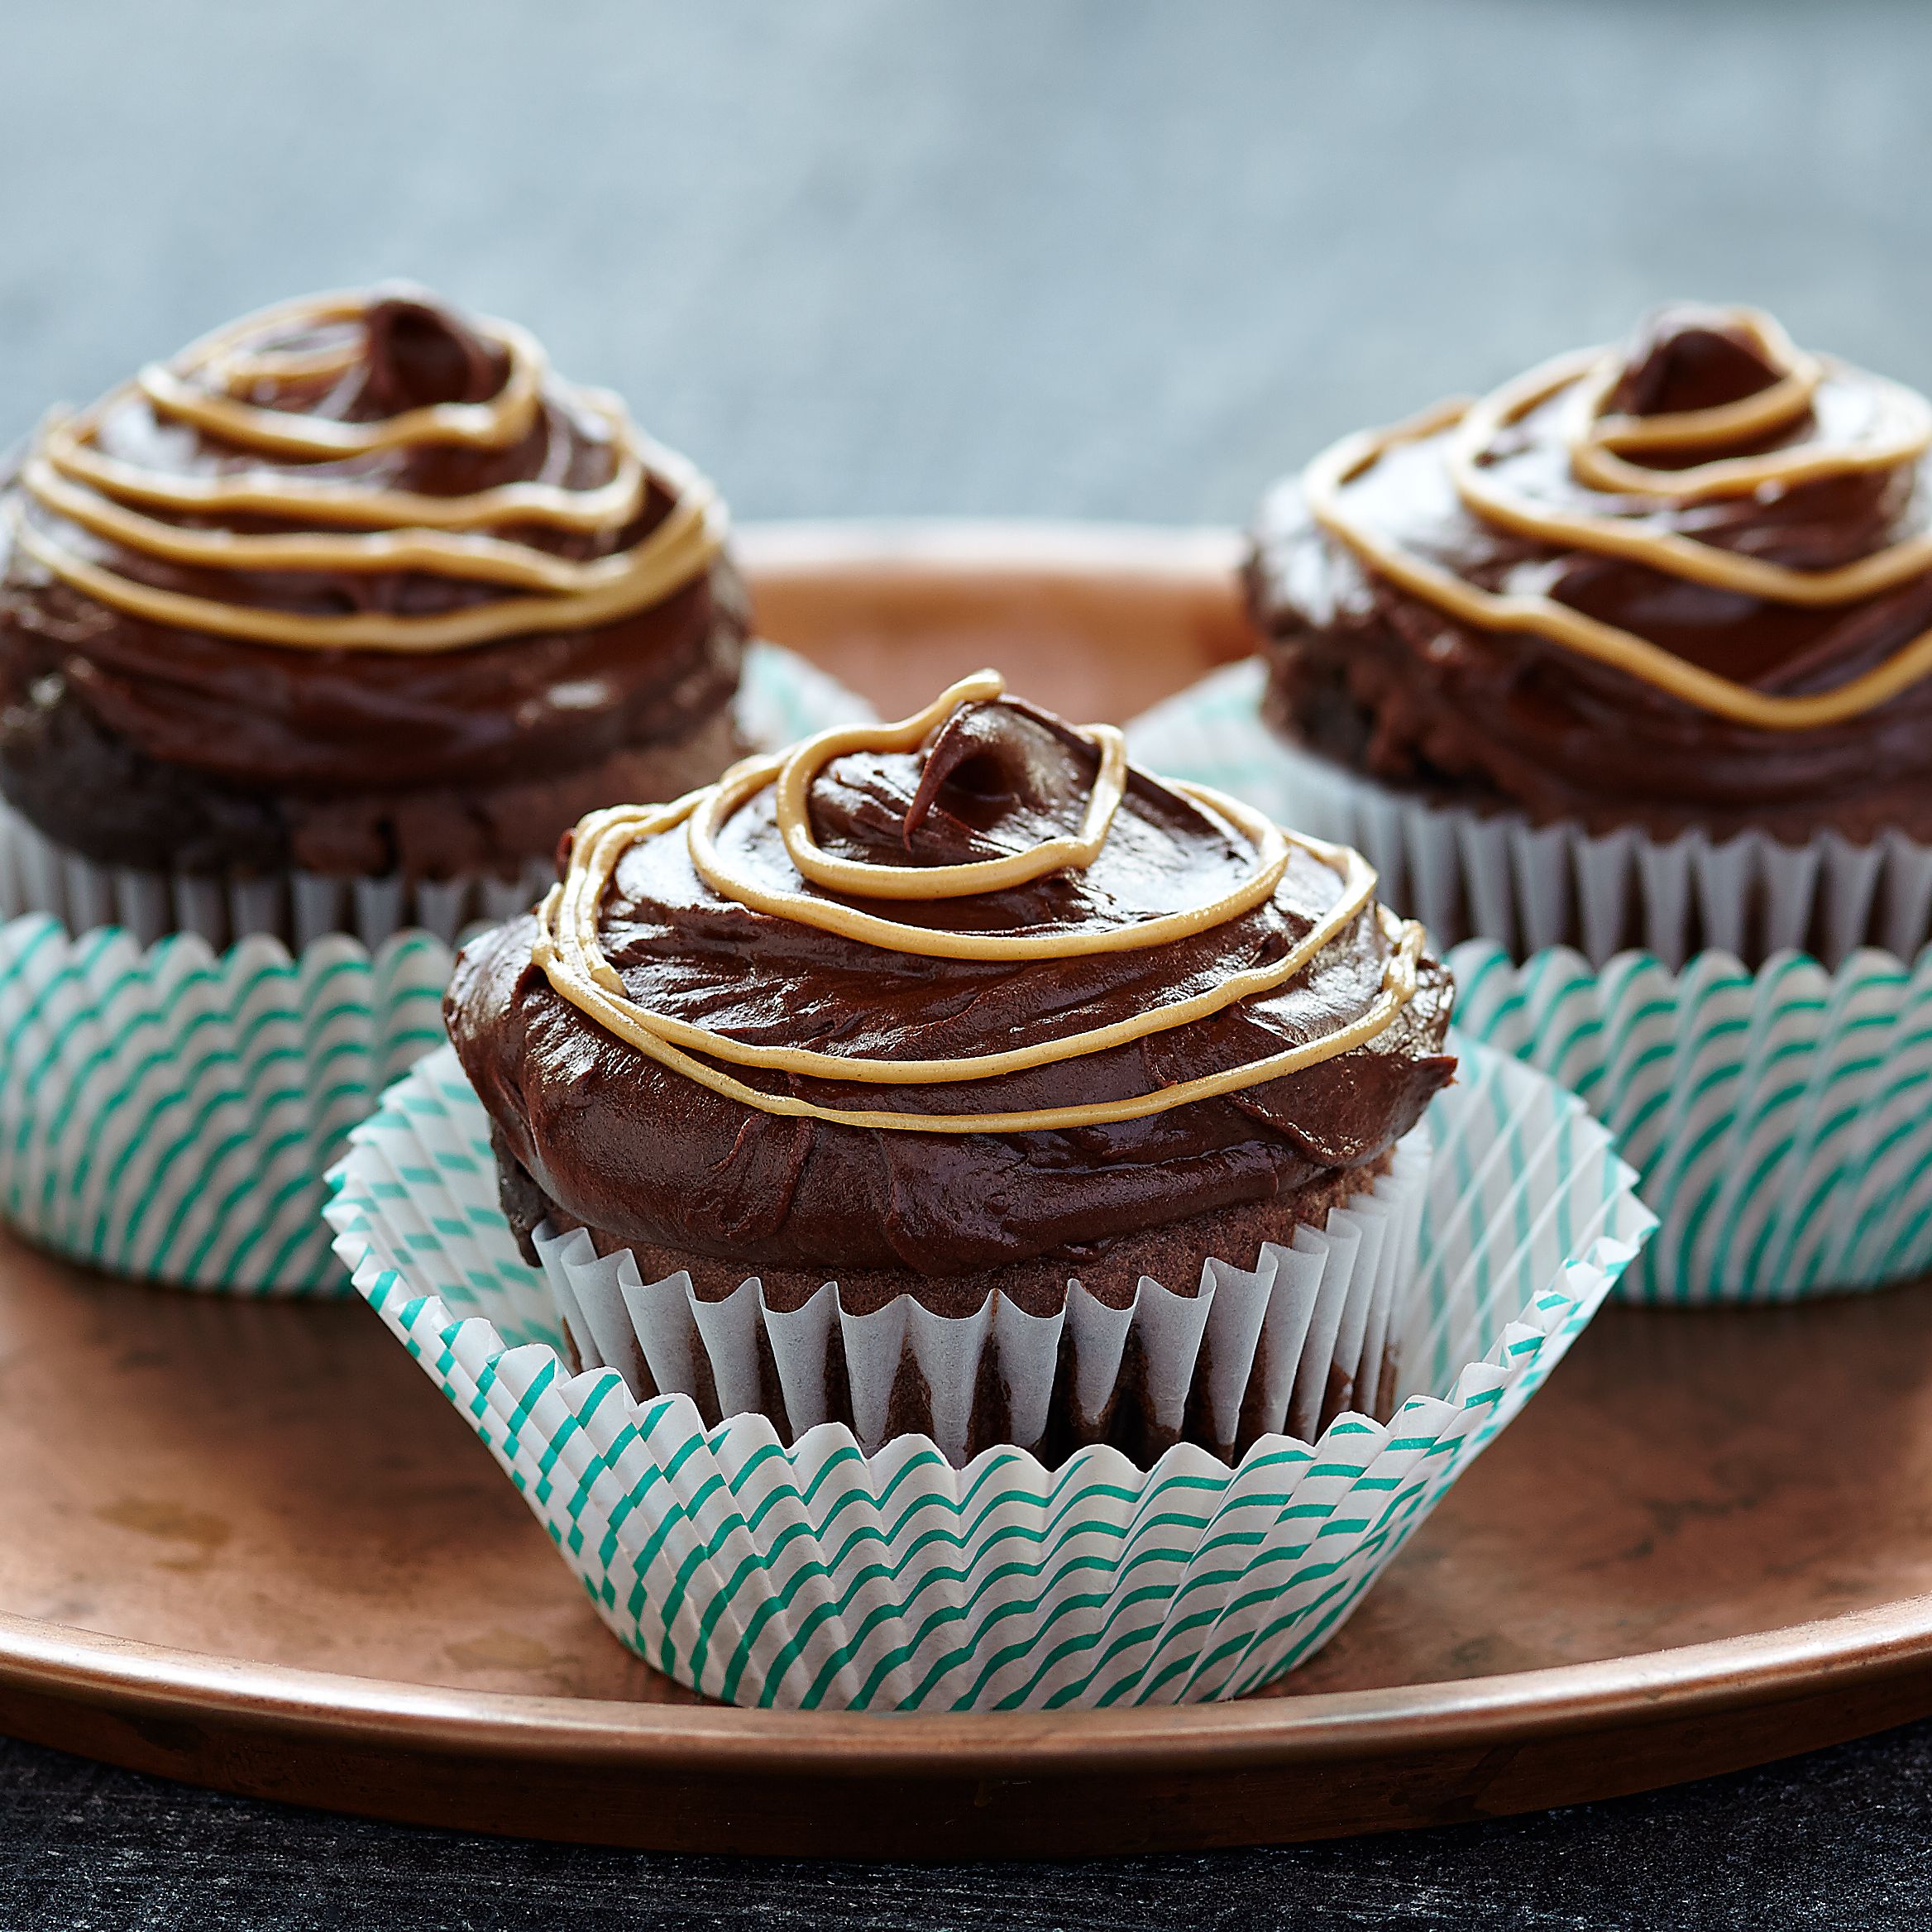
[1249,305,1932,839]
[447,677,1454,1280]
[0,287,744,804]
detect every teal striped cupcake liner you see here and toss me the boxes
[1131,662,1932,1303]
[0,917,450,1293]
[0,640,873,951]
[1128,660,1932,971]
[0,643,871,1295]
[1451,940,1932,1303]
[323,1035,1651,1711]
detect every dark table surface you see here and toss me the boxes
[5,2,1932,1925]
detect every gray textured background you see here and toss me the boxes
[6,2,1932,1925]
[6,0,1932,524]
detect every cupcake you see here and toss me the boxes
[1142,304,1932,967]
[0,285,749,948]
[1255,301,1932,851]
[445,670,1456,1465]
[0,285,873,1295]
[335,720,1647,1706]
[1130,303,1932,1302]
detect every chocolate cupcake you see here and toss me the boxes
[447,671,1455,1463]
[0,286,748,946]
[1231,304,1932,964]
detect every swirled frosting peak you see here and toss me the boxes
[448,675,1455,1279]
[7,285,726,654]
[1252,305,1932,835]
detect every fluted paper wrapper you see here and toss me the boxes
[528,1121,1430,1467]
[0,915,449,1293]
[324,1037,1651,1710]
[1453,938,1932,1303]
[1129,661,1932,971]
[0,640,872,950]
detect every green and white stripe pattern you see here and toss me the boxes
[326,1037,1651,1711]
[1131,663,1932,1303]
[0,643,872,1294]
[0,916,452,1293]
[1452,940,1932,1303]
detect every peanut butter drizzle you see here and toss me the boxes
[1303,307,1932,729]
[528,672,1426,1135]
[10,289,727,653]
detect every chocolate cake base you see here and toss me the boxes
[1259,638,1932,849]
[495,1131,1402,1466]
[0,674,744,882]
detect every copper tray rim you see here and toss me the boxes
[734,514,1248,580]
[7,1590,1931,1776]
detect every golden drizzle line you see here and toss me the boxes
[1303,307,1932,729]
[528,672,1426,1133]
[36,400,648,533]
[9,289,727,653]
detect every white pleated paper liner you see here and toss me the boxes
[324,1038,1652,1711]
[0,639,873,952]
[1451,938,1932,1303]
[1127,659,1932,972]
[530,1119,1432,1467]
[0,914,452,1294]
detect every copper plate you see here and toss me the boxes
[2,521,1931,1857]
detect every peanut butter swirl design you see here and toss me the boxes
[448,676,1454,1279]
[0,286,748,880]
[530,672,1427,1133]
[7,289,726,653]
[1308,309,1932,728]
[1251,304,1932,836]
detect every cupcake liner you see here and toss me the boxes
[1452,938,1932,1303]
[0,639,873,951]
[505,1121,1431,1468]
[0,915,450,1293]
[1128,660,1932,971]
[323,1037,1652,1710]
[0,643,868,1297]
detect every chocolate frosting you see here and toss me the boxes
[1249,304,1932,840]
[447,693,1453,1281]
[0,289,744,809]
